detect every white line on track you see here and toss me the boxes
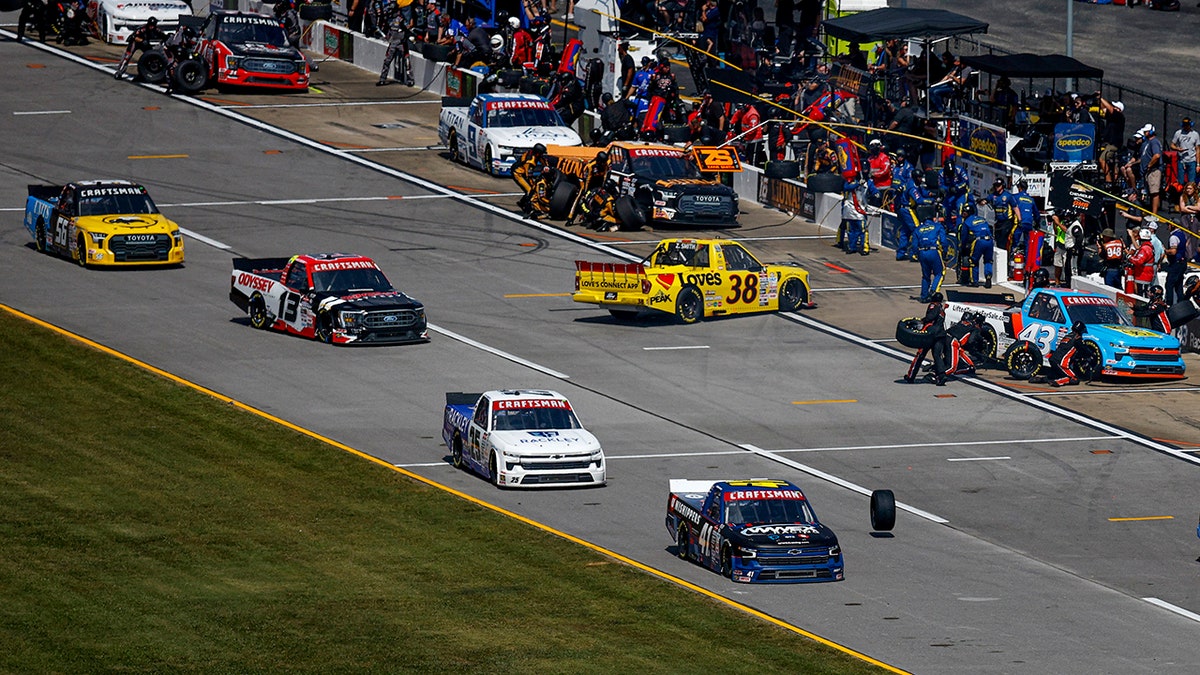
[740,443,950,524]
[13,109,71,115]
[152,193,523,208]
[1026,387,1200,397]
[947,456,1011,462]
[605,450,744,460]
[1142,597,1200,624]
[179,228,231,250]
[217,100,439,109]
[816,284,926,291]
[395,462,448,468]
[769,435,1112,454]
[427,323,569,379]
[783,312,1200,467]
[642,345,710,351]
[344,146,448,153]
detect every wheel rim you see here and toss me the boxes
[315,313,332,343]
[676,524,688,560]
[452,440,463,468]
[781,279,801,311]
[489,453,499,486]
[1010,348,1036,378]
[484,147,493,175]
[35,223,46,252]
[76,236,87,267]
[1075,343,1101,380]
[248,295,268,329]
[678,289,702,323]
[449,134,459,162]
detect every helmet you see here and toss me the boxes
[993,178,1005,191]
[490,35,503,50]
[943,156,955,169]
[641,56,652,67]
[1149,285,1164,301]
[961,200,977,216]
[1017,178,1029,190]
[928,292,944,303]
[1139,228,1152,240]
[1182,274,1200,300]
[147,15,158,25]
[911,171,923,184]
[595,151,608,162]
[894,147,906,160]
[1031,267,1050,288]
[508,16,520,29]
[869,139,883,149]
[1072,321,1086,334]
[532,143,547,155]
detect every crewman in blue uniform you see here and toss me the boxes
[938,156,971,233]
[896,172,936,261]
[1011,178,1040,254]
[984,178,1018,250]
[962,202,995,288]
[913,206,949,303]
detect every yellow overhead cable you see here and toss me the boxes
[1078,180,1200,240]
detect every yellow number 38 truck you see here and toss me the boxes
[573,239,813,324]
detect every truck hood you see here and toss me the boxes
[488,127,582,148]
[226,42,302,59]
[727,522,838,548]
[488,429,601,456]
[322,291,422,311]
[78,213,177,234]
[1088,323,1179,348]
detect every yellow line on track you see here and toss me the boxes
[1108,516,1174,522]
[792,399,857,405]
[127,154,188,159]
[0,301,910,675]
[504,292,571,298]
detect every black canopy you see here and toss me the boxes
[821,8,988,43]
[959,54,1103,80]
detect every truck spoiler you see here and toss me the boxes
[232,256,291,276]
[669,479,719,495]
[445,392,483,406]
[574,261,645,275]
[28,184,62,201]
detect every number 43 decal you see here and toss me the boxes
[1018,322,1057,352]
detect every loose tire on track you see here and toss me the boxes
[870,489,896,531]
[172,59,206,93]
[1004,340,1043,380]
[675,286,703,324]
[779,277,808,312]
[614,195,645,230]
[548,179,578,220]
[137,49,168,83]
[895,317,935,349]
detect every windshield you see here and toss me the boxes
[1065,302,1131,326]
[631,154,702,179]
[493,407,582,431]
[78,193,159,216]
[311,267,394,294]
[725,498,816,525]
[219,19,289,47]
[487,107,564,128]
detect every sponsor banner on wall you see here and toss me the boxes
[1053,123,1096,163]
[879,211,899,251]
[758,177,807,216]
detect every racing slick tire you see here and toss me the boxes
[247,293,271,330]
[675,521,690,561]
[614,195,646,230]
[489,452,502,488]
[805,172,844,194]
[548,179,579,220]
[314,311,334,344]
[969,324,998,363]
[870,489,896,531]
[447,131,463,164]
[76,234,88,268]
[172,59,206,94]
[136,49,168,84]
[1004,340,1043,380]
[298,2,333,20]
[719,543,734,579]
[483,145,495,176]
[608,308,640,321]
[764,160,801,180]
[779,277,808,312]
[895,317,935,349]
[1168,299,1200,327]
[675,285,704,325]
[34,219,47,253]
[1071,340,1103,382]
[451,434,465,470]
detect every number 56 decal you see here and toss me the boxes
[692,146,743,173]
[1018,322,1057,352]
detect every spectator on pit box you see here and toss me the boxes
[1171,117,1199,185]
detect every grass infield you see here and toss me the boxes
[0,312,886,673]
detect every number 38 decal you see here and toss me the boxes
[726,274,759,305]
